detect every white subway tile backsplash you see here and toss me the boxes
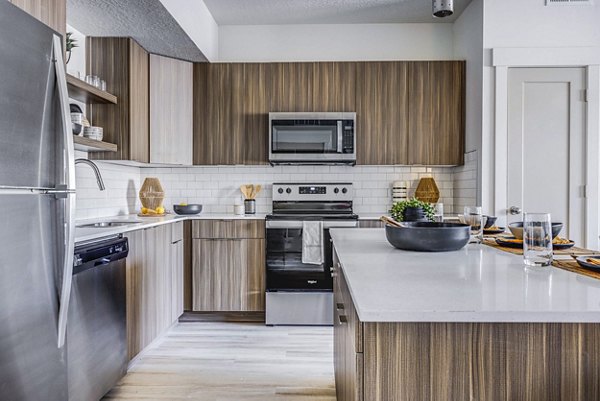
[75,152,478,219]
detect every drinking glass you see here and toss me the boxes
[464,206,483,244]
[523,212,553,267]
[433,203,444,222]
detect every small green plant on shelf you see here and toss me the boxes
[66,32,78,64]
[390,198,435,222]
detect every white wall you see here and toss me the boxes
[218,23,455,62]
[484,0,600,48]
[481,0,600,216]
[452,0,484,206]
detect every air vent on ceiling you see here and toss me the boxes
[546,0,593,5]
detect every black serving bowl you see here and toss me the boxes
[385,222,471,252]
[508,221,562,240]
[483,215,497,229]
[173,204,203,215]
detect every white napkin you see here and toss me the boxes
[302,220,324,265]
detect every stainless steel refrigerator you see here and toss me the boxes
[0,2,76,400]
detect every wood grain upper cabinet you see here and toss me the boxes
[408,61,465,166]
[356,62,409,165]
[149,54,193,165]
[312,62,357,112]
[269,62,314,112]
[9,0,66,41]
[87,38,149,162]
[193,63,268,165]
[269,62,356,112]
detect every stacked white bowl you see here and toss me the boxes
[83,126,103,141]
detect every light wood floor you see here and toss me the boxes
[103,322,336,401]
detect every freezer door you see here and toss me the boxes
[0,194,68,401]
[0,1,68,189]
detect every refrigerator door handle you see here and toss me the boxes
[53,34,76,349]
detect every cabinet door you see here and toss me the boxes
[170,222,184,323]
[269,62,314,112]
[357,62,409,165]
[126,225,174,360]
[408,61,465,165]
[192,238,265,312]
[234,63,269,165]
[150,54,193,165]
[124,229,145,360]
[207,64,233,165]
[312,62,357,112]
[241,239,265,312]
[192,239,242,311]
[194,63,268,165]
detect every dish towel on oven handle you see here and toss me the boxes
[302,220,324,265]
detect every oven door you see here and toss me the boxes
[265,219,357,291]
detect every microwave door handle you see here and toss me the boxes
[337,121,343,153]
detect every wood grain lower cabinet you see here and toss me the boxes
[333,251,363,401]
[333,246,600,401]
[125,223,184,360]
[191,218,265,312]
[192,238,265,312]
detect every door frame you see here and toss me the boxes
[492,47,600,249]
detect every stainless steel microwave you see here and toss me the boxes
[268,112,356,165]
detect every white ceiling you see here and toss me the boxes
[203,0,473,25]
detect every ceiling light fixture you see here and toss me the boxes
[433,0,454,18]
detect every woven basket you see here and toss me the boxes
[415,177,440,203]
[139,177,164,210]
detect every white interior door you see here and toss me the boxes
[507,67,586,244]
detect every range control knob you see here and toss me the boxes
[277,188,284,194]
[286,188,292,194]
[334,188,340,194]
[342,188,348,194]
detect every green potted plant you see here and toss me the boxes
[66,32,78,64]
[390,198,435,222]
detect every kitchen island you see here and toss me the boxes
[330,228,600,401]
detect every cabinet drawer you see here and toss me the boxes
[191,219,265,239]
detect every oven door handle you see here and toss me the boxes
[266,220,358,229]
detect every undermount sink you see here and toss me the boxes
[76,221,142,228]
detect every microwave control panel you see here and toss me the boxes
[342,119,354,154]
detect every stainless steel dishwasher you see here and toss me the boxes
[68,235,129,401]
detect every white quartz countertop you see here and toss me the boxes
[330,228,600,323]
[75,213,267,243]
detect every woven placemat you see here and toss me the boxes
[483,237,600,280]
